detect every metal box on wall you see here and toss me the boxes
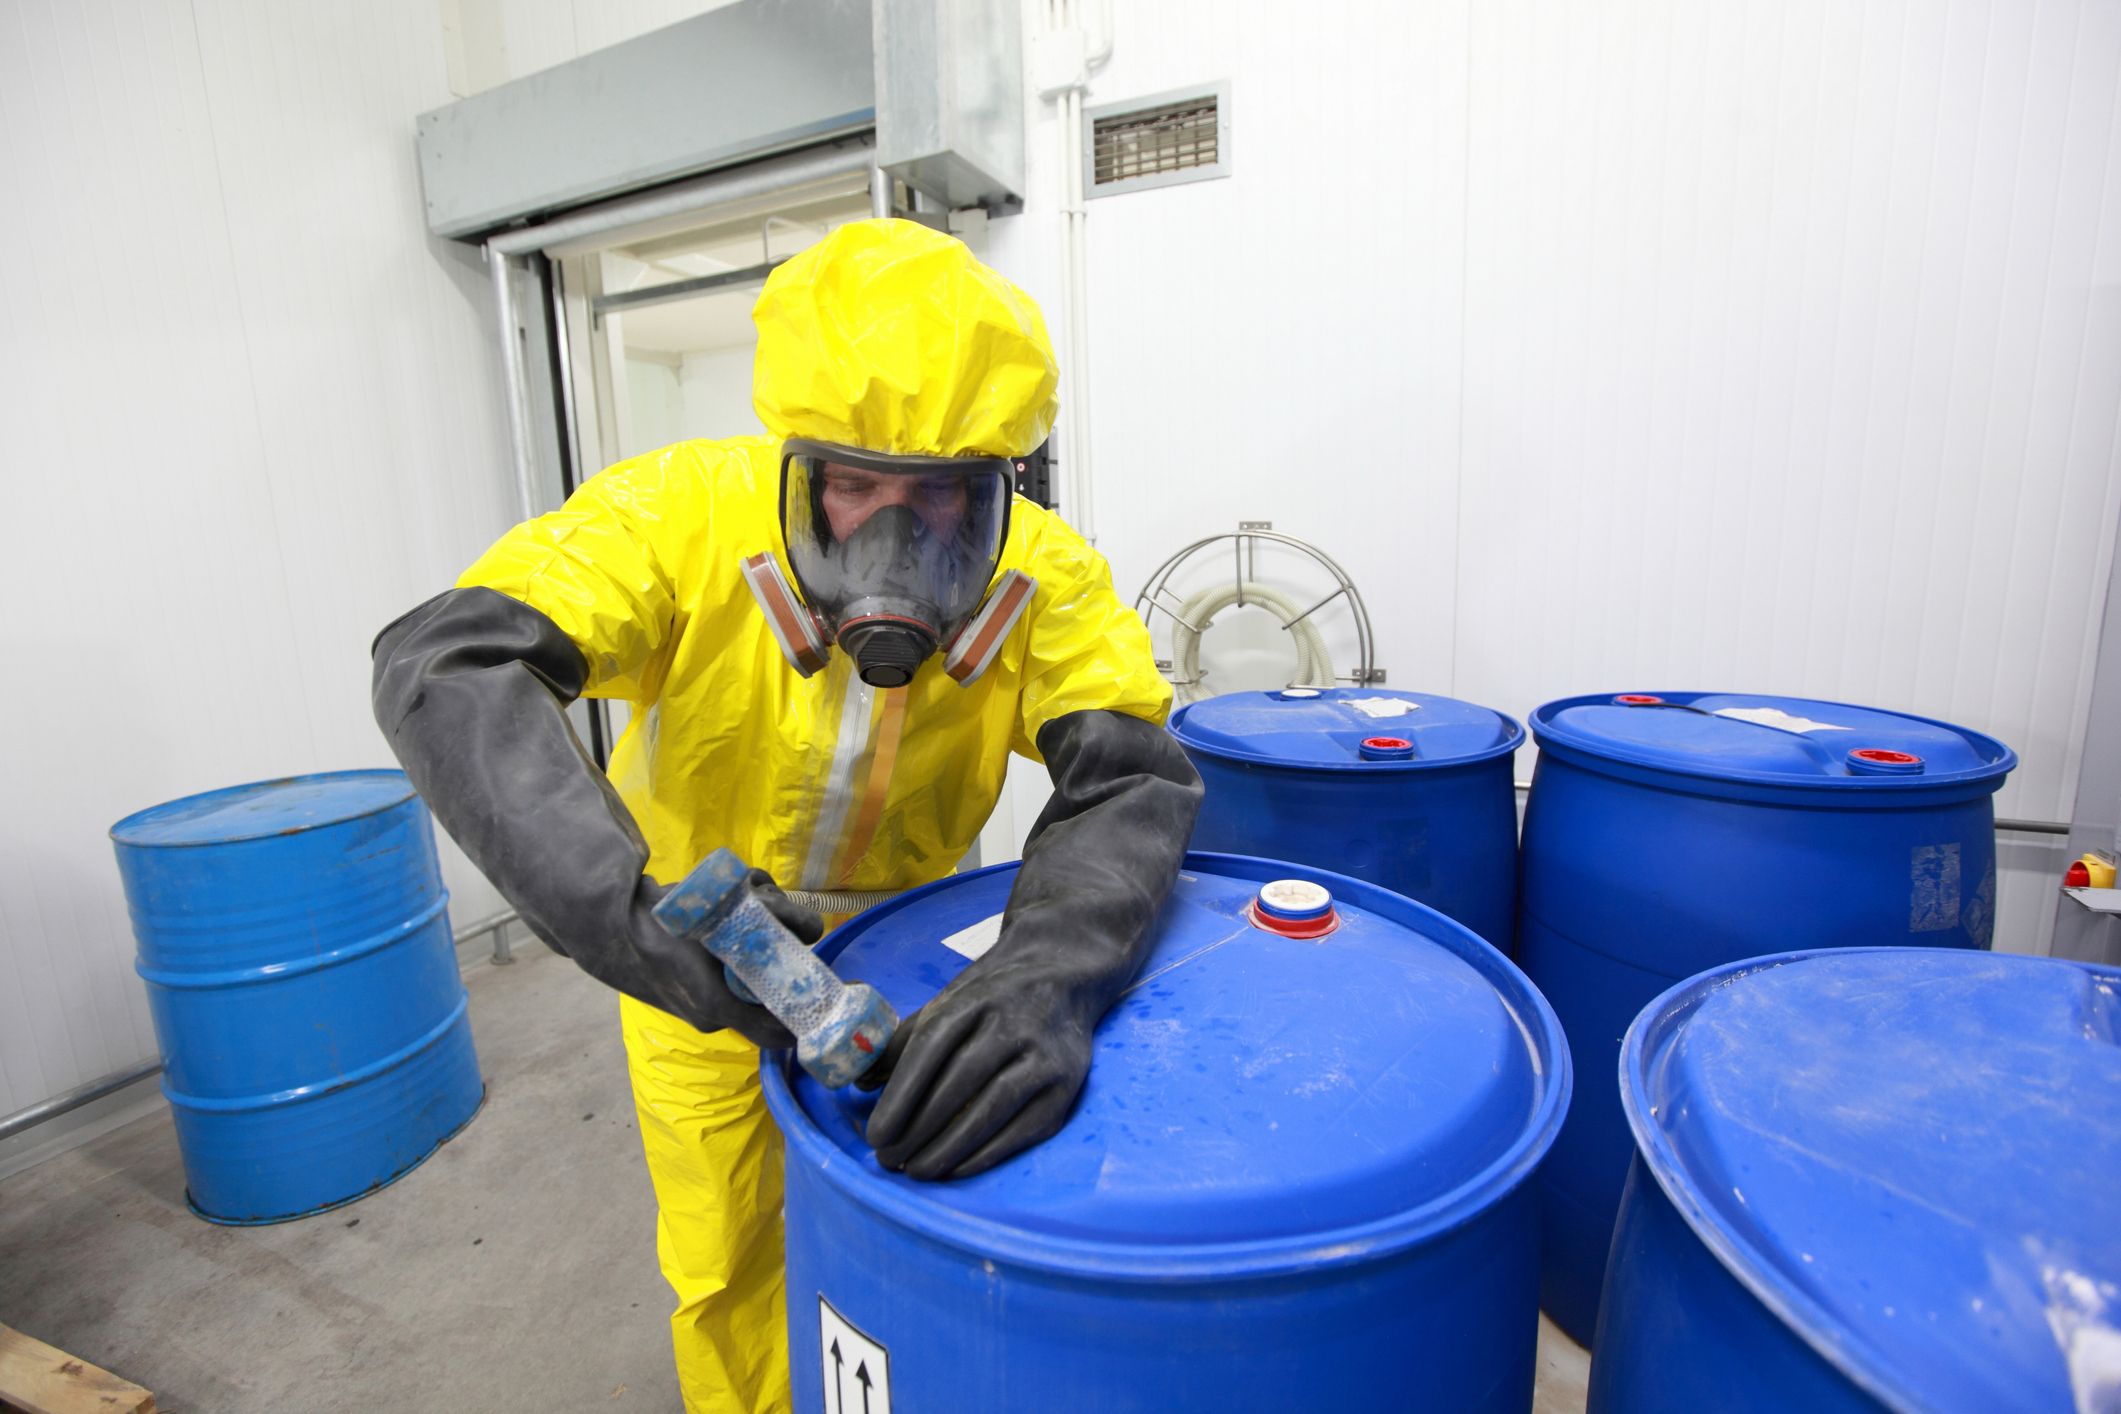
[874,0,1026,210]
[416,1,876,241]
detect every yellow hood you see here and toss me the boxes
[751,218,1059,459]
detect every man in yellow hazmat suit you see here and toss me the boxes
[370,219,1203,1412]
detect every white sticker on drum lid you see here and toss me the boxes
[1344,697,1419,720]
[819,1295,891,1414]
[940,912,1005,961]
[1713,706,1851,733]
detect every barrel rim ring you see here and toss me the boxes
[762,852,1572,1283]
[135,894,452,989]
[110,769,419,848]
[186,1082,488,1226]
[1617,947,2121,1412]
[1170,699,1527,774]
[1529,691,2016,796]
[161,987,473,1113]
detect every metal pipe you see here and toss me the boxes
[592,258,788,315]
[870,161,893,219]
[0,908,528,1143]
[490,139,877,258]
[541,252,582,500]
[0,1058,163,1145]
[451,908,521,965]
[1281,584,1351,631]
[487,245,539,525]
[1506,779,2072,836]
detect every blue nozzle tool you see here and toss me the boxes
[651,849,897,1088]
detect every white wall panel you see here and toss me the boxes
[1452,0,2121,951]
[680,345,762,440]
[449,0,743,95]
[1456,0,2121,828]
[991,0,2119,947]
[0,0,517,1117]
[981,0,1472,856]
[1013,0,1472,698]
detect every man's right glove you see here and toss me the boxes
[371,587,820,1045]
[859,709,1202,1179]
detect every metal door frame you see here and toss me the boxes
[480,136,892,763]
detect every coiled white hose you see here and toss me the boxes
[1169,581,1336,705]
[787,888,900,918]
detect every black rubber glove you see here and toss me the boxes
[371,587,822,1046]
[859,709,1203,1179]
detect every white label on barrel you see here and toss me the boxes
[819,1295,891,1414]
[1713,706,1849,733]
[940,912,1006,962]
[1344,696,1419,719]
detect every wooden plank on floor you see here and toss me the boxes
[0,1325,153,1414]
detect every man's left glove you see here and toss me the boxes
[371,587,819,1044]
[859,709,1202,1179]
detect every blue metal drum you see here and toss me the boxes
[1592,947,2121,1413]
[1518,692,2015,1342]
[763,853,1570,1413]
[1169,688,1525,948]
[110,770,484,1224]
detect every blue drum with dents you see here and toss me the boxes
[1517,692,2015,1342]
[1169,688,1525,949]
[1593,947,2121,1414]
[110,770,484,1224]
[763,853,1570,1413]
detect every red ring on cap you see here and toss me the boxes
[1614,694,1664,705]
[1851,748,1920,765]
[1247,901,1340,939]
[1363,736,1412,750]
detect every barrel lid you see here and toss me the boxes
[1623,948,2121,1413]
[765,854,1568,1278]
[110,770,417,847]
[1531,691,2013,791]
[1169,688,1524,771]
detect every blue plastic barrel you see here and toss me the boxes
[763,853,1570,1413]
[1592,947,2121,1413]
[110,771,485,1224]
[1518,692,2015,1342]
[1169,688,1525,948]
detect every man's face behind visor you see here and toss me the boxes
[778,438,1016,687]
[819,464,972,542]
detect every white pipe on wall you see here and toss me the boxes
[1043,0,1109,543]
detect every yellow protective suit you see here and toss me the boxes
[456,221,1172,1414]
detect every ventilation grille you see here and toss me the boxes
[1092,96,1221,186]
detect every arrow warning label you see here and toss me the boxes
[818,1295,891,1414]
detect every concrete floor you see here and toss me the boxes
[0,938,1591,1413]
[0,940,682,1412]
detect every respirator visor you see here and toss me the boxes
[779,438,1015,687]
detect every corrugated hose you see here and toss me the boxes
[787,887,901,918]
[1169,580,1336,704]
